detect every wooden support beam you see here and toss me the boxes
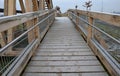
[4,0,8,16]
[19,0,25,13]
[1,0,8,48]
[0,32,6,47]
[8,0,16,15]
[48,0,53,9]
[32,0,39,11]
[25,0,35,43]
[4,0,16,55]
[39,0,45,10]
[32,0,40,41]
[7,0,16,43]
[25,0,33,12]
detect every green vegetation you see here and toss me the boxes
[95,20,120,40]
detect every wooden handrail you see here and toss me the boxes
[0,9,55,75]
[0,9,55,54]
[68,9,120,27]
[68,9,120,76]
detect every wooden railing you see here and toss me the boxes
[68,9,120,76]
[0,9,55,75]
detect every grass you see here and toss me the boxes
[95,20,120,40]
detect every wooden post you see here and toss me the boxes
[32,0,39,11]
[46,0,50,9]
[19,0,25,13]
[0,32,6,47]
[87,17,93,43]
[0,0,8,47]
[25,0,35,43]
[48,0,53,9]
[76,12,79,26]
[25,0,33,12]
[32,0,41,42]
[4,0,8,16]
[39,0,45,10]
[4,0,16,55]
[7,0,16,43]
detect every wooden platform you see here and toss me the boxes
[22,17,108,76]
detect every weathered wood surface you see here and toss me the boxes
[69,9,120,27]
[22,17,108,76]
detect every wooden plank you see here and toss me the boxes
[35,51,94,56]
[32,56,97,61]
[37,48,91,52]
[23,72,108,76]
[25,66,105,72]
[40,43,87,46]
[39,45,89,49]
[29,60,100,66]
[23,17,107,75]
[41,41,86,44]
[23,73,59,76]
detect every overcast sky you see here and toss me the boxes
[53,0,120,13]
[0,0,120,13]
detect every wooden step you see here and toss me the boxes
[28,60,101,66]
[35,51,94,56]
[32,56,97,61]
[25,66,105,73]
[23,72,108,76]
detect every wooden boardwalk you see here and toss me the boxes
[22,17,108,76]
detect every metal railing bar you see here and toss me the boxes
[92,39,120,70]
[0,13,54,53]
[70,12,120,44]
[2,39,36,75]
[3,39,38,76]
[0,57,16,73]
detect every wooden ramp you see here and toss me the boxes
[22,17,108,76]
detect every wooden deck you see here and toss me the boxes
[22,17,108,76]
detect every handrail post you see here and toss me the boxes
[76,12,79,26]
[87,17,93,43]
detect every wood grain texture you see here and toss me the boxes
[22,17,108,76]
